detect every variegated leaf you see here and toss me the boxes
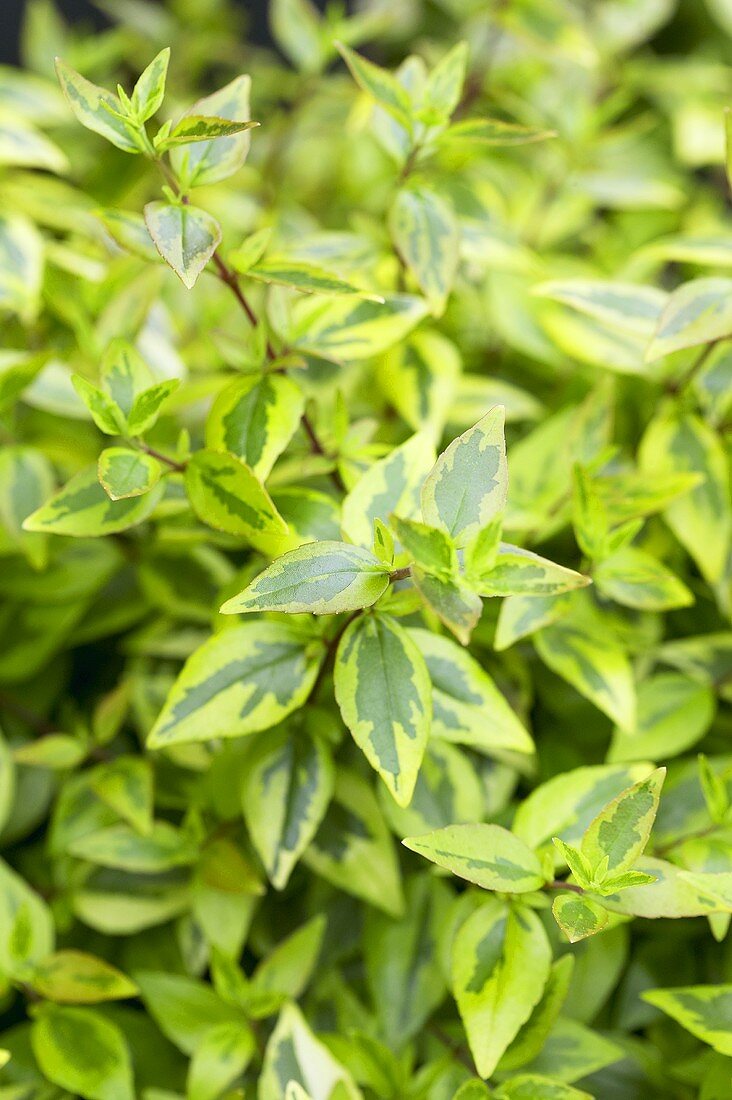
[169,76,253,187]
[288,294,429,362]
[144,201,222,289]
[409,628,534,757]
[334,613,431,806]
[206,374,305,480]
[342,432,435,548]
[422,406,507,547]
[412,566,483,645]
[147,621,324,748]
[593,546,693,611]
[185,449,287,540]
[642,985,732,1056]
[221,541,390,616]
[23,466,163,537]
[260,1003,362,1100]
[403,823,546,893]
[552,894,609,944]
[390,185,459,315]
[97,447,161,501]
[580,768,665,881]
[471,543,590,597]
[646,277,732,361]
[55,59,140,152]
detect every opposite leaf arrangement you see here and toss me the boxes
[3,3,732,1100]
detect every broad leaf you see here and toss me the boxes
[288,294,429,361]
[390,186,459,314]
[403,823,547,893]
[98,447,161,501]
[646,277,732,361]
[580,768,665,881]
[552,894,609,943]
[187,1021,256,1100]
[642,985,732,1056]
[206,373,305,480]
[342,432,435,548]
[471,544,589,597]
[23,466,163,537]
[260,1003,362,1100]
[31,1005,134,1100]
[144,201,221,288]
[169,75,253,187]
[185,449,287,540]
[593,546,693,611]
[55,59,140,152]
[29,951,138,1004]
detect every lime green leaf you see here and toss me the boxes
[288,294,429,362]
[71,374,126,435]
[442,117,556,145]
[593,546,693,611]
[99,208,161,262]
[221,541,390,616]
[55,58,140,153]
[126,379,180,436]
[144,201,221,289]
[336,42,413,130]
[206,373,305,480]
[410,627,534,757]
[639,410,731,585]
[165,114,258,147]
[97,447,161,501]
[252,914,326,1004]
[646,277,732,361]
[0,857,55,978]
[184,449,287,540]
[335,613,430,806]
[0,213,44,321]
[187,1021,255,1100]
[451,898,552,1078]
[100,339,153,416]
[32,1005,134,1100]
[495,1077,592,1100]
[390,186,459,315]
[494,593,570,651]
[390,514,457,575]
[68,821,198,872]
[303,767,403,916]
[0,116,68,173]
[404,823,546,893]
[29,950,138,1004]
[422,406,507,547]
[169,76,253,188]
[0,351,45,410]
[534,280,666,337]
[23,465,163,537]
[498,955,575,1073]
[580,768,665,882]
[13,734,86,769]
[260,1002,362,1100]
[246,258,382,300]
[135,971,247,1055]
[552,894,608,943]
[241,726,334,890]
[608,674,715,763]
[227,226,272,272]
[471,543,590,597]
[0,445,54,567]
[424,41,468,120]
[270,0,324,74]
[89,756,153,835]
[642,985,732,1056]
[412,567,483,645]
[377,329,461,434]
[342,432,435,548]
[147,621,324,748]
[131,47,169,121]
[534,618,636,729]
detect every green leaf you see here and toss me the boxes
[580,768,665,882]
[441,117,557,145]
[13,734,86,769]
[23,465,163,537]
[552,894,609,943]
[336,42,413,130]
[288,294,429,362]
[29,950,138,1004]
[147,620,324,748]
[131,47,169,121]
[206,373,305,480]
[642,985,732,1056]
[403,823,547,893]
[646,277,732,361]
[533,280,666,337]
[412,566,483,645]
[342,432,435,548]
[495,593,570,651]
[221,541,390,616]
[534,617,636,729]
[169,76,253,188]
[639,409,731,585]
[251,914,326,1004]
[495,1077,592,1100]
[71,374,126,435]
[99,208,162,263]
[164,114,258,147]
[55,58,140,152]
[135,971,247,1055]
[126,379,180,436]
[0,857,55,978]
[31,1005,134,1100]
[227,226,272,272]
[89,756,153,836]
[0,445,54,567]
[100,339,154,417]
[0,214,44,321]
[67,821,198,872]
[184,449,287,540]
[260,1002,362,1100]
[334,612,431,806]
[377,330,461,434]
[303,767,404,916]
[241,725,335,889]
[186,1021,255,1100]
[424,41,468,121]
[471,543,590,597]
[390,186,459,315]
[144,201,222,289]
[451,898,552,1078]
[0,351,45,410]
[97,447,161,501]
[608,674,715,763]
[593,546,693,611]
[422,406,508,547]
[389,514,457,575]
[270,0,324,74]
[410,627,534,757]
[246,258,381,300]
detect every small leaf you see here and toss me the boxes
[593,546,693,611]
[646,277,732,361]
[98,447,161,501]
[13,735,86,769]
[126,379,180,436]
[580,768,665,883]
[289,293,429,362]
[534,279,666,337]
[55,58,140,153]
[471,543,590,597]
[165,114,258,147]
[422,406,507,547]
[334,612,431,806]
[187,1021,255,1100]
[147,621,324,748]
[184,449,287,540]
[390,186,459,315]
[424,41,468,120]
[336,42,413,130]
[260,1002,361,1099]
[389,515,457,575]
[131,47,169,121]
[221,541,390,616]
[30,951,138,1004]
[412,566,483,645]
[144,201,222,289]
[247,258,382,300]
[403,823,547,893]
[552,894,609,943]
[71,374,126,435]
[169,76,253,188]
[442,117,556,145]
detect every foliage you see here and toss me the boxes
[1,0,732,1097]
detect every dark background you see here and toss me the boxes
[0,0,277,65]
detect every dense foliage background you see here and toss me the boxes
[3,1,732,1098]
